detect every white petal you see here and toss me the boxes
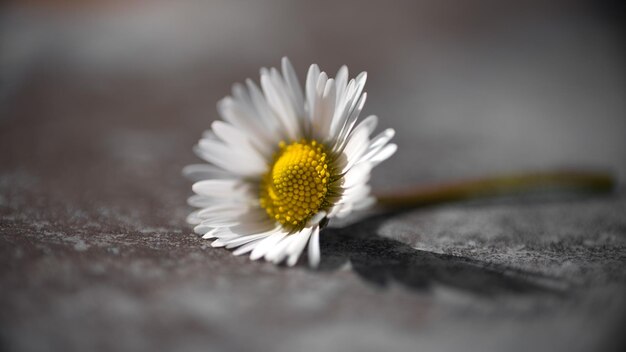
[201,228,219,239]
[187,195,222,208]
[195,139,267,177]
[286,227,313,266]
[198,137,266,168]
[193,205,258,225]
[211,120,269,160]
[228,220,278,237]
[196,206,252,222]
[353,196,376,211]
[309,72,329,139]
[246,79,282,130]
[307,226,321,268]
[359,129,395,166]
[224,233,273,249]
[192,179,249,197]
[367,128,395,152]
[350,72,367,112]
[233,239,265,256]
[340,184,372,206]
[211,228,240,240]
[369,143,397,166]
[245,78,283,138]
[307,211,327,227]
[196,203,248,218]
[334,65,349,102]
[342,162,372,189]
[187,210,203,225]
[328,79,355,141]
[305,64,321,125]
[281,57,305,118]
[357,115,378,135]
[261,73,299,141]
[212,120,247,145]
[336,203,354,218]
[327,204,341,218]
[182,164,234,182]
[332,183,373,219]
[211,239,226,247]
[199,219,240,228]
[250,231,287,261]
[193,223,213,235]
[265,235,295,263]
[228,227,282,255]
[311,78,336,141]
[270,67,302,133]
[341,123,371,172]
[333,93,367,153]
[217,107,273,157]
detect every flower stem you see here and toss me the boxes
[374,170,616,209]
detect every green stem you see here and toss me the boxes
[374,170,616,209]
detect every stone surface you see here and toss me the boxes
[1,2,625,352]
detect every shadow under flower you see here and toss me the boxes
[318,211,567,296]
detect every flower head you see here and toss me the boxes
[184,58,396,267]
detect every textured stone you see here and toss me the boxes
[1,2,625,351]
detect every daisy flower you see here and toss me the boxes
[184,57,396,267]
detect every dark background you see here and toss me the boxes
[1,1,625,351]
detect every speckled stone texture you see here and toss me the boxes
[1,2,625,352]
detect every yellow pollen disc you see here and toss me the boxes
[260,140,332,230]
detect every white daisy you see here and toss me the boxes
[184,57,396,267]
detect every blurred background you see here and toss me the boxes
[1,1,624,352]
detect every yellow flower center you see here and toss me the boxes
[260,140,333,230]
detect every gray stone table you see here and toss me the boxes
[1,2,625,351]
